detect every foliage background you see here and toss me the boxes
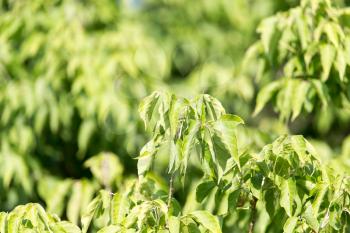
[0,0,350,232]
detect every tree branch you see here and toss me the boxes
[167,173,174,208]
[248,196,258,233]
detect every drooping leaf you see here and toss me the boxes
[169,216,180,233]
[320,43,336,81]
[311,183,328,216]
[78,119,95,157]
[311,79,329,107]
[335,49,346,82]
[137,140,157,176]
[138,91,161,128]
[196,180,216,203]
[51,221,82,233]
[254,81,281,115]
[303,201,319,231]
[189,211,222,233]
[213,114,244,170]
[291,81,310,120]
[81,191,110,233]
[96,225,121,233]
[181,120,200,176]
[0,212,7,232]
[280,178,297,217]
[168,140,180,174]
[257,17,278,54]
[67,181,83,225]
[291,135,307,164]
[283,216,298,233]
[111,193,130,225]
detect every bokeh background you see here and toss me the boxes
[1,0,350,230]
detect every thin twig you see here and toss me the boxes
[167,173,174,208]
[166,173,175,230]
[248,196,258,233]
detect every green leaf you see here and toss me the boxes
[277,79,298,121]
[227,189,240,213]
[214,114,244,170]
[168,140,180,174]
[169,216,180,233]
[38,178,72,217]
[291,135,307,164]
[137,154,154,177]
[216,191,230,216]
[0,213,6,231]
[51,221,82,233]
[291,81,310,120]
[296,13,310,49]
[169,96,187,138]
[280,178,297,217]
[250,173,264,198]
[323,23,339,48]
[311,79,329,107]
[311,183,328,216]
[6,207,24,233]
[196,180,216,203]
[78,119,95,157]
[4,204,53,232]
[184,223,201,233]
[203,94,225,121]
[97,225,121,233]
[111,193,130,225]
[67,181,83,225]
[81,191,107,233]
[335,49,346,82]
[257,17,277,54]
[189,211,222,233]
[303,202,319,231]
[320,44,336,81]
[283,216,298,233]
[304,43,318,67]
[254,81,281,115]
[137,139,158,176]
[138,91,160,128]
[181,120,200,176]
[136,202,153,230]
[84,152,123,187]
[218,114,244,127]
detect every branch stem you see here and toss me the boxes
[248,196,258,233]
[167,173,174,208]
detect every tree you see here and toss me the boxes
[1,0,350,232]
[1,92,349,232]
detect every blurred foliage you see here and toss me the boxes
[0,0,350,232]
[249,0,350,136]
[0,0,296,210]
